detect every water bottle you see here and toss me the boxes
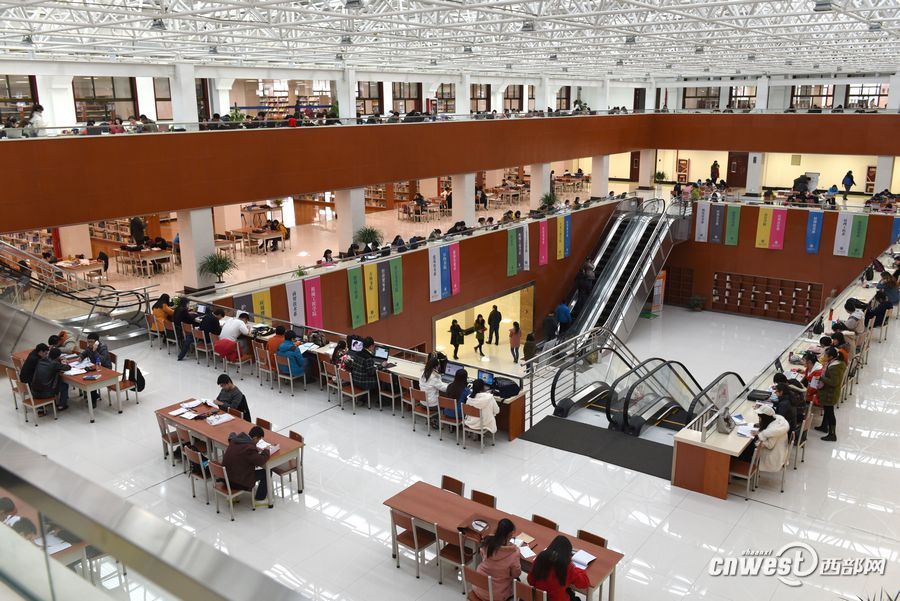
[95,355,101,370]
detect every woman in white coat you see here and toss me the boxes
[419,353,447,410]
[464,379,500,434]
[754,405,790,472]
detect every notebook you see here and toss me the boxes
[572,549,596,570]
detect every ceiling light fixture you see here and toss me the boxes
[335,53,344,61]
[506,63,513,70]
[150,18,166,31]
[21,35,34,45]
[695,46,704,54]
[703,67,710,72]
[625,35,636,44]
[666,63,673,69]
[341,35,352,45]
[615,59,624,66]
[344,0,363,9]
[562,67,568,72]
[430,59,437,66]
[748,54,756,61]
[868,22,882,31]
[549,54,558,61]
[463,46,473,54]
[813,0,832,12]
[209,46,218,54]
[521,20,535,32]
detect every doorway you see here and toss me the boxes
[633,88,646,112]
[727,152,749,187]
[630,151,641,182]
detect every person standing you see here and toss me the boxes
[555,302,573,334]
[841,171,856,204]
[816,346,846,442]
[28,104,46,137]
[448,319,464,360]
[473,314,486,357]
[542,311,559,341]
[710,160,720,181]
[487,305,502,345]
[129,216,146,245]
[508,322,522,363]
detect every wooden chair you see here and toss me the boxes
[183,447,210,504]
[227,407,244,419]
[793,410,814,470]
[758,432,795,493]
[6,366,29,410]
[107,351,118,372]
[471,489,496,509]
[338,368,369,414]
[576,529,608,548]
[155,413,181,466]
[532,514,558,530]
[162,320,179,355]
[441,475,465,497]
[256,417,272,430]
[389,509,436,579]
[513,579,548,601]
[464,565,494,601]
[377,370,400,414]
[271,431,305,497]
[208,461,256,521]
[145,314,163,348]
[221,341,254,381]
[321,360,340,403]
[275,354,307,395]
[253,342,275,389]
[316,353,329,390]
[462,404,496,452]
[175,427,208,473]
[22,384,57,426]
[437,523,474,590]
[397,376,416,419]
[729,443,761,500]
[410,388,434,435]
[192,327,214,367]
[437,396,463,444]
[106,359,139,405]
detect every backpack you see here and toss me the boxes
[864,266,874,281]
[811,317,825,335]
[134,366,146,392]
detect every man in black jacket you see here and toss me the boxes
[487,306,502,345]
[199,308,225,344]
[32,348,71,410]
[80,333,111,406]
[19,343,49,385]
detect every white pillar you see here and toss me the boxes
[490,84,505,113]
[754,77,769,112]
[535,77,556,112]
[529,163,551,209]
[34,75,75,127]
[170,63,198,123]
[210,78,235,116]
[719,86,730,110]
[382,80,393,115]
[886,74,900,110]
[590,155,610,197]
[57,224,92,258]
[213,204,243,235]
[638,149,657,189]
[675,87,684,110]
[874,156,894,193]
[336,68,356,120]
[645,82,656,112]
[450,173,476,226]
[177,208,216,291]
[746,152,767,196]
[134,77,157,121]
[334,188,365,251]
[457,75,471,115]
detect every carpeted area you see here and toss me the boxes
[521,416,674,480]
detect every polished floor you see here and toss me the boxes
[1,303,897,601]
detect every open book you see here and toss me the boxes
[256,439,280,453]
[572,549,596,570]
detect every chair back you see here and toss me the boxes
[471,489,496,508]
[376,370,394,387]
[12,356,24,371]
[532,514,558,530]
[122,359,137,383]
[227,407,243,419]
[411,388,427,404]
[154,412,170,437]
[390,508,415,532]
[193,327,209,349]
[181,322,192,336]
[6,368,26,393]
[175,427,191,446]
[256,345,273,370]
[440,475,464,496]
[144,314,155,331]
[275,354,292,374]
[338,368,353,389]
[289,431,304,444]
[164,320,176,335]
[437,396,458,417]
[108,351,118,369]
[576,529,608,548]
[256,417,272,430]
[514,580,547,601]
[183,446,203,467]
[463,566,492,601]
[462,403,482,419]
[207,461,230,492]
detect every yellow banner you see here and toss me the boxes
[755,206,773,249]
[363,262,379,323]
[556,216,565,260]
[251,289,272,319]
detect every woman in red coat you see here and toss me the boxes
[527,535,590,601]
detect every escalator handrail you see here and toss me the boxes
[549,345,638,408]
[565,214,627,315]
[606,356,668,424]
[621,359,705,429]
[0,264,152,313]
[686,371,747,416]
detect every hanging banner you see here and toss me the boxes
[892,216,900,245]
[304,276,324,329]
[755,206,773,249]
[563,214,572,258]
[538,219,549,266]
[428,246,442,301]
[708,204,725,244]
[389,258,403,315]
[284,279,306,327]
[362,263,379,323]
[522,223,531,271]
[439,244,452,298]
[833,212,853,256]
[449,242,461,295]
[805,210,824,254]
[251,289,272,319]
[232,294,253,316]
[556,216,565,260]
[724,204,741,246]
[651,270,667,316]
[769,208,788,250]
[695,201,711,242]
[848,214,869,259]
[347,268,366,328]
[506,228,518,276]
[515,227,525,273]
[377,261,392,319]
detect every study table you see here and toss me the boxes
[54,259,104,280]
[228,227,285,255]
[155,400,304,505]
[384,481,622,600]
[1,487,90,570]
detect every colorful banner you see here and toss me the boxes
[449,242,461,295]
[556,216,565,260]
[304,276,324,329]
[725,205,741,246]
[515,227,525,273]
[755,206,773,249]
[377,261,392,319]
[251,289,272,319]
[538,219,549,266]
[708,204,725,244]
[805,211,824,254]
[848,214,869,259]
[347,268,366,328]
[522,223,531,271]
[563,214,572,258]
[389,258,403,314]
[506,228,518,276]
[833,212,853,256]
[650,270,666,316]
[439,245,451,298]
[232,294,252,316]
[284,279,306,327]
[892,217,900,244]
[695,201,711,242]
[769,208,787,250]
[362,262,379,323]
[428,246,441,302]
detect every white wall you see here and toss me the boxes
[418,178,438,198]
[607,87,634,111]
[892,158,900,193]
[670,150,730,183]
[57,224,92,258]
[484,169,504,188]
[609,152,632,179]
[768,86,791,111]
[762,153,877,190]
[134,77,157,121]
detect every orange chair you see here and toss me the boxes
[256,417,272,430]
[275,354,307,395]
[321,361,340,403]
[6,367,29,410]
[338,367,369,414]
[397,376,416,419]
[513,579,548,601]
[183,446,210,504]
[253,342,276,389]
[531,514,558,530]
[376,370,399,413]
[162,320,178,355]
[437,523,474,590]
[227,407,243,419]
[441,475,465,496]
[155,413,181,466]
[471,489,497,509]
[106,359,139,406]
[208,461,257,521]
[271,431,305,497]
[144,314,163,348]
[464,565,494,601]
[437,396,462,443]
[192,327,214,367]
[410,388,433,435]
[389,509,436,578]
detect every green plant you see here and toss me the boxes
[328,99,340,119]
[228,104,246,122]
[273,198,284,207]
[540,192,558,210]
[353,225,383,248]
[198,253,237,284]
[688,295,705,310]
[294,266,309,278]
[654,171,667,183]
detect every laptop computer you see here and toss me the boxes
[774,357,784,373]
[373,345,393,368]
[477,369,494,387]
[441,361,465,383]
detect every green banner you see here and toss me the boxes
[389,257,403,315]
[724,204,741,246]
[507,228,518,276]
[347,267,366,328]
[848,214,869,258]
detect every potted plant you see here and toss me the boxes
[540,192,558,211]
[198,253,237,284]
[273,198,284,208]
[354,226,384,249]
[688,295,705,311]
[294,266,309,279]
[654,171,667,184]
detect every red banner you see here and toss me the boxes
[538,220,549,266]
[449,242,461,295]
[304,276,324,328]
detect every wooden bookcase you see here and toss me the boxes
[711,272,823,324]
[664,266,694,307]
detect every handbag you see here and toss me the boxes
[716,408,735,434]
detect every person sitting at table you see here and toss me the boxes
[0,497,18,526]
[172,297,198,352]
[216,312,251,362]
[472,518,521,601]
[345,243,360,258]
[349,336,380,405]
[866,290,892,328]
[771,382,798,433]
[419,352,448,425]
[12,517,37,542]
[266,325,286,367]
[48,331,77,354]
[443,368,470,419]
[321,249,335,265]
[80,332,112,406]
[277,330,307,377]
[528,535,590,601]
[151,294,175,336]
[818,335,848,364]
[216,374,250,421]
[200,307,225,344]
[330,340,351,371]
[413,192,427,208]
[428,229,442,241]
[40,251,58,264]
[18,343,49,387]
[390,235,405,247]
[875,272,900,306]
[829,331,854,362]
[32,347,71,411]
[222,426,270,508]
[464,379,500,435]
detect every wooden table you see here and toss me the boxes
[229,227,285,255]
[384,482,622,600]
[0,487,90,569]
[54,260,103,280]
[215,239,236,258]
[155,400,304,505]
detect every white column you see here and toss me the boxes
[490,84,505,113]
[598,81,611,112]
[832,85,848,109]
[645,82,656,112]
[34,75,75,127]
[675,87,684,110]
[134,77,158,121]
[638,149,657,189]
[57,224,92,258]
[450,173,476,226]
[529,163,551,209]
[334,188,365,251]
[212,204,243,235]
[746,152,767,196]
[719,86,730,110]
[381,80,393,115]
[170,63,198,123]
[177,208,216,291]
[590,155,610,197]
[754,77,769,112]
[886,74,900,110]
[457,75,471,115]
[535,77,556,112]
[336,68,356,119]
[210,78,235,116]
[874,156,894,193]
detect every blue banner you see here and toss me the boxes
[805,211,824,254]
[893,217,900,244]
[563,214,572,258]
[439,245,451,298]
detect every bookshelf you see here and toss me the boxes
[365,185,387,209]
[711,272,823,324]
[1,229,55,256]
[88,219,131,244]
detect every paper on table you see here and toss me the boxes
[515,532,534,544]
[572,549,596,570]
[204,399,217,407]
[206,413,234,426]
[168,407,188,416]
[67,368,87,376]
[732,414,746,425]
[181,400,204,409]
[72,359,93,369]
[45,542,72,554]
[181,410,198,420]
[519,546,536,559]
[736,425,755,438]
